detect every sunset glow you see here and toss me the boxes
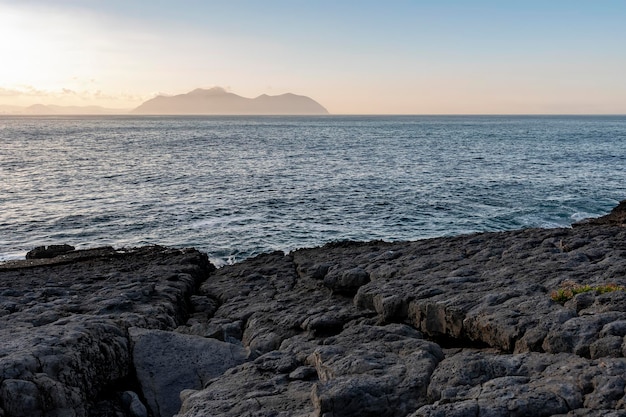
[0,1,625,114]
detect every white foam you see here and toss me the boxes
[190,215,262,229]
[571,212,595,222]
[0,252,26,262]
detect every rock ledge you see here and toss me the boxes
[2,201,626,417]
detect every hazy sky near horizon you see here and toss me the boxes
[1,1,625,114]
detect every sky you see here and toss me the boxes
[0,0,625,114]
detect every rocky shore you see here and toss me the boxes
[1,201,626,417]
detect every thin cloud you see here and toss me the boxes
[0,88,22,97]
[0,85,49,97]
[0,84,146,107]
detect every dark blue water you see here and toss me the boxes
[1,115,624,265]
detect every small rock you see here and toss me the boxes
[311,263,332,280]
[324,267,370,294]
[121,391,147,417]
[288,366,317,381]
[0,379,41,417]
[26,244,75,259]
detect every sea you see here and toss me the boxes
[1,115,625,266]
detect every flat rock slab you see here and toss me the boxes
[129,328,248,417]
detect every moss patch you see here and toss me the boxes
[550,281,624,304]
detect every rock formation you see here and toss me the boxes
[1,201,626,416]
[0,246,213,417]
[26,244,75,259]
[131,87,329,115]
[130,328,248,417]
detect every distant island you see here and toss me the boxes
[131,87,329,115]
[0,88,329,116]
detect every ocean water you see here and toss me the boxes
[1,115,625,266]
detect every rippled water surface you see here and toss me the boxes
[1,115,625,265]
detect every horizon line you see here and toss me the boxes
[1,113,625,117]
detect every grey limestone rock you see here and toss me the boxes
[0,379,43,417]
[323,266,370,294]
[177,210,626,417]
[308,324,444,417]
[121,391,147,417]
[25,244,75,259]
[130,328,248,417]
[4,201,626,417]
[0,246,213,417]
[412,349,626,416]
[179,324,443,417]
[177,355,318,416]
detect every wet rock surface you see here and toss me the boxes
[2,201,626,417]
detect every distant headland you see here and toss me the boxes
[131,87,329,115]
[0,87,329,116]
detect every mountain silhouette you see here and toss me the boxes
[132,87,329,115]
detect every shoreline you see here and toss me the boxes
[1,200,625,416]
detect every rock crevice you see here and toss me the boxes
[0,246,213,417]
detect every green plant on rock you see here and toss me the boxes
[550,280,624,304]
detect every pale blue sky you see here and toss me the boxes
[1,0,625,113]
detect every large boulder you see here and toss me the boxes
[129,328,249,417]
